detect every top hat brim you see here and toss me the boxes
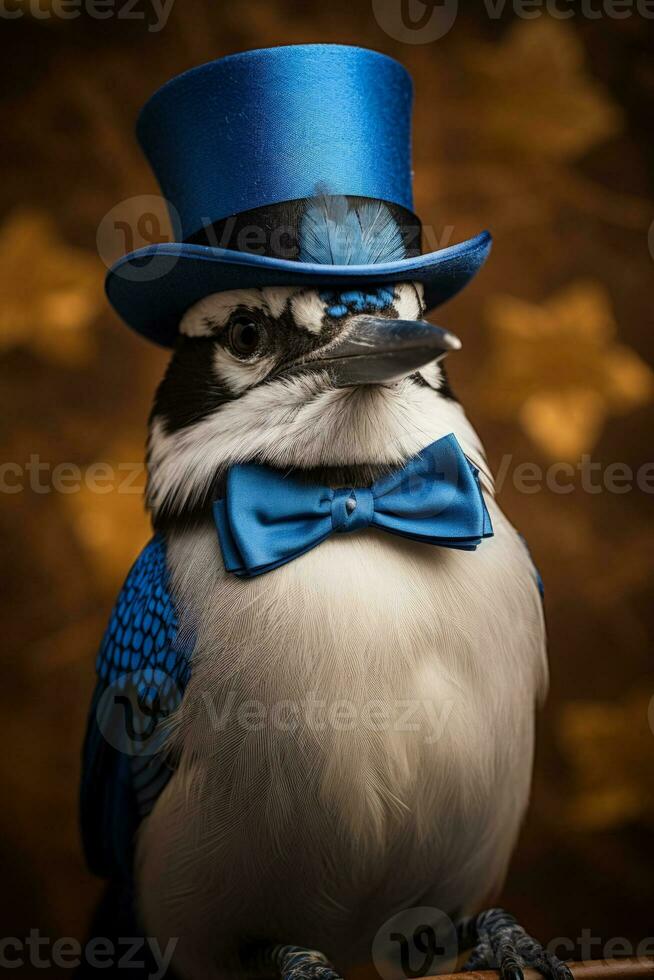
[105,230,492,348]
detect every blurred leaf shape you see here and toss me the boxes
[465,17,622,161]
[519,389,605,461]
[59,442,149,591]
[559,692,654,830]
[483,281,654,458]
[0,209,103,364]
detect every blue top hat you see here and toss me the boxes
[106,44,491,347]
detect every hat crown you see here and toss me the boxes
[137,44,414,242]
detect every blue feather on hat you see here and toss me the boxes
[298,197,407,318]
[298,197,407,267]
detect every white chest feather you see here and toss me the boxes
[136,485,546,977]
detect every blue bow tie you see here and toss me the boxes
[213,433,493,578]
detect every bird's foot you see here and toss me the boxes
[269,944,343,980]
[461,908,573,980]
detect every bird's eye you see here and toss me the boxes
[227,314,264,358]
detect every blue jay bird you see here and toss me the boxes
[81,46,572,980]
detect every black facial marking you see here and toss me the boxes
[435,363,458,401]
[151,299,328,437]
[246,294,397,380]
[150,336,233,434]
[411,363,458,401]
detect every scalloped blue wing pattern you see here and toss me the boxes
[96,534,189,687]
[81,534,193,878]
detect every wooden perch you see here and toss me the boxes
[429,958,654,979]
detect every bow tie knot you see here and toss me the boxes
[214,433,493,577]
[331,488,374,533]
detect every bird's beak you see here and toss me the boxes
[290,316,461,387]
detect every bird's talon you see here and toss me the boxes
[270,945,343,980]
[462,908,572,980]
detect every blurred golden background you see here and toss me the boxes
[1,1,653,974]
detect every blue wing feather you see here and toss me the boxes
[81,534,192,878]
